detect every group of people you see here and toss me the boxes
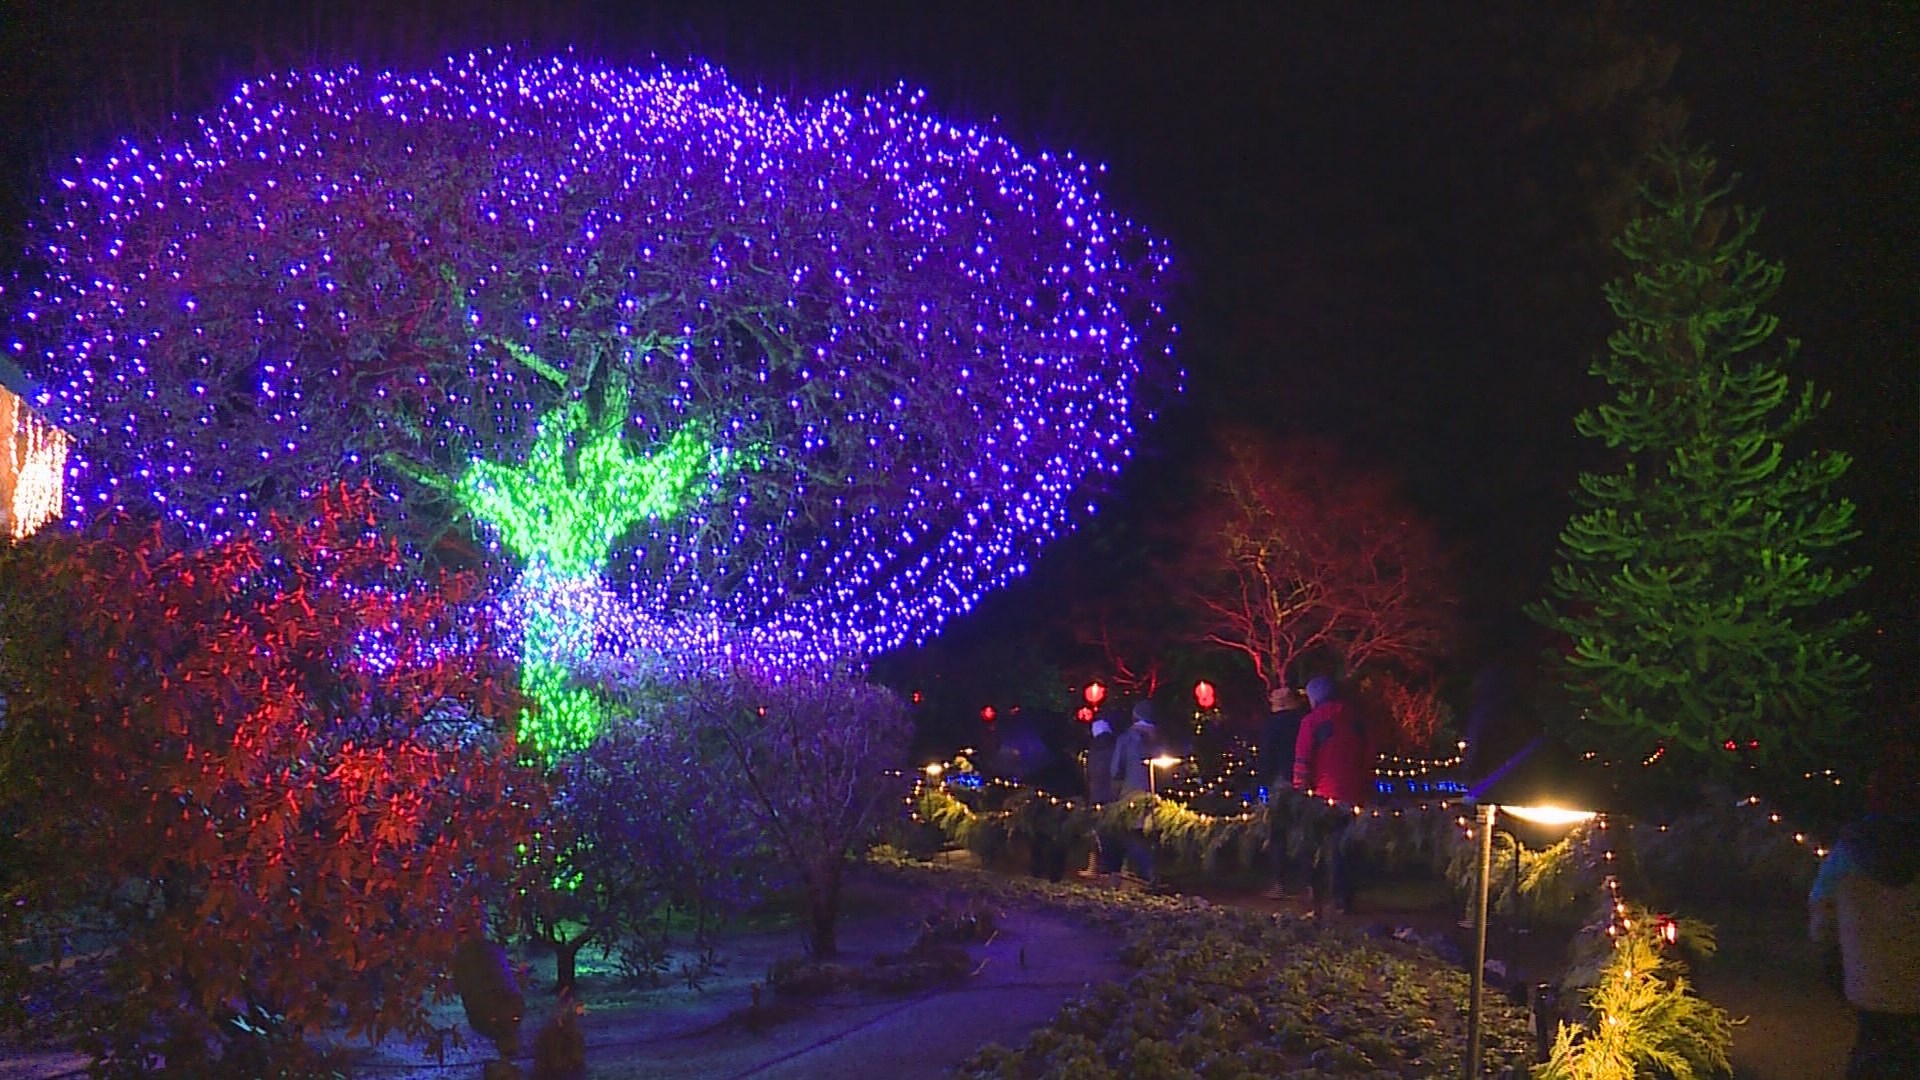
[1081,699,1166,885]
[1070,673,1379,912]
[1258,674,1380,914]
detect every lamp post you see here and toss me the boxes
[1463,739,1604,1079]
[1147,754,1182,796]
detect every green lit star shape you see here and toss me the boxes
[456,377,738,577]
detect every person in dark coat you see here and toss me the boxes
[1086,718,1118,805]
[1109,701,1164,885]
[1084,716,1124,875]
[1022,711,1086,882]
[1260,682,1311,899]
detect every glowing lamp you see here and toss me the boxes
[923,763,945,778]
[1075,706,1095,723]
[1146,754,1183,796]
[1084,681,1107,707]
[980,706,996,725]
[1193,680,1217,710]
[1462,738,1611,1080]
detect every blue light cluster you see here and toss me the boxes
[13,52,1174,663]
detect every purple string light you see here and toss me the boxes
[14,51,1175,661]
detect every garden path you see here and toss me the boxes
[357,875,1128,1079]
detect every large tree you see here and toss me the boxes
[1529,144,1868,785]
[15,55,1171,670]
[1183,430,1454,745]
[0,485,537,1076]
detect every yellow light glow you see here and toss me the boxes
[3,393,69,539]
[923,763,945,777]
[1498,804,1597,827]
[1147,755,1183,769]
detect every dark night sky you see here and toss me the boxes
[3,1,1914,696]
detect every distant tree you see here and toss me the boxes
[1529,144,1869,784]
[692,672,911,957]
[0,485,537,1077]
[1182,430,1454,746]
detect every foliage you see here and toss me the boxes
[1182,429,1455,743]
[919,783,1468,887]
[515,710,768,994]
[1529,143,1869,788]
[686,670,913,956]
[0,485,538,1077]
[1541,904,1734,1080]
[874,863,1538,1079]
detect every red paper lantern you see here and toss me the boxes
[980,705,996,724]
[1075,706,1095,723]
[1083,680,1107,707]
[1194,680,1217,710]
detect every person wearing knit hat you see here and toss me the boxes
[1291,674,1377,915]
[1811,741,1920,1077]
[1113,701,1160,796]
[1079,715,1124,878]
[1108,700,1166,887]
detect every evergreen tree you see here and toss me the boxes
[1530,144,1868,787]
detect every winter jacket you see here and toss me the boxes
[1086,730,1118,804]
[1810,814,1920,1014]
[1111,721,1160,796]
[1292,699,1374,806]
[1260,706,1309,790]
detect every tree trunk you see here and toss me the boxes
[553,936,584,995]
[805,863,843,958]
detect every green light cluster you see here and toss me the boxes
[450,372,742,758]
[457,378,736,578]
[514,653,613,760]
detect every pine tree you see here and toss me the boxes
[1530,144,1868,787]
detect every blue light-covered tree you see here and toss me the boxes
[13,53,1173,678]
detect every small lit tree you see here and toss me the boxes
[0,486,538,1076]
[516,712,764,993]
[1529,145,1868,784]
[1184,429,1454,743]
[692,671,911,957]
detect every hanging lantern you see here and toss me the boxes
[911,689,924,705]
[1194,680,1217,710]
[980,705,996,725]
[1075,706,1095,723]
[1083,680,1107,707]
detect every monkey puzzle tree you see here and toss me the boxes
[0,485,538,1076]
[1529,144,1868,786]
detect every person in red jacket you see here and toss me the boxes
[1292,675,1376,913]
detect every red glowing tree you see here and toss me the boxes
[0,485,538,1076]
[1183,430,1454,744]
